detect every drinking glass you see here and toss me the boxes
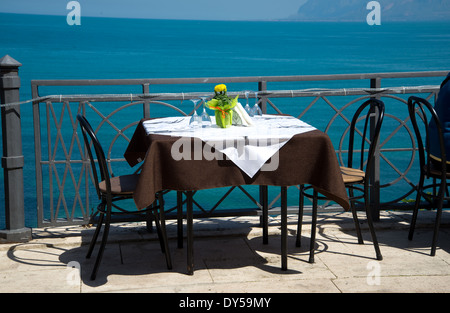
[200,96,212,128]
[251,91,262,117]
[243,90,253,117]
[189,99,201,128]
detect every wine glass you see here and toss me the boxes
[251,91,262,117]
[189,99,201,128]
[243,90,253,117]
[200,96,212,128]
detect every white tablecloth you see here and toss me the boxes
[143,115,316,177]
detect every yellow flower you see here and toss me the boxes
[214,84,227,94]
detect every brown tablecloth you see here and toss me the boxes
[124,118,350,211]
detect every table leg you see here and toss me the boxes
[177,191,183,249]
[281,186,287,271]
[260,185,269,244]
[186,191,194,275]
[309,189,318,263]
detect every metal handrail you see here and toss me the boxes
[30,86,439,103]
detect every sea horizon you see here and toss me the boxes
[4,11,449,23]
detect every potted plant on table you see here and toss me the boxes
[206,84,239,128]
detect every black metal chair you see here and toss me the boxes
[297,98,384,263]
[77,114,172,280]
[407,96,448,256]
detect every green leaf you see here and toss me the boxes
[206,99,219,109]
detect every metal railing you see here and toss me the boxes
[28,71,449,227]
[1,55,448,233]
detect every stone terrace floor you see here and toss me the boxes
[1,210,450,293]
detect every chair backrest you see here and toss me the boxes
[407,96,447,178]
[77,114,111,198]
[347,98,385,178]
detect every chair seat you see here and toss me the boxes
[425,164,450,179]
[99,173,139,195]
[340,166,365,184]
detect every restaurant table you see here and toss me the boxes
[124,115,350,275]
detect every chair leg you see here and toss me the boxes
[408,178,424,241]
[145,206,154,233]
[177,191,183,249]
[157,193,172,269]
[86,205,105,259]
[431,203,443,256]
[296,185,304,247]
[153,209,165,253]
[350,202,364,244]
[431,186,445,256]
[309,189,318,264]
[348,187,363,244]
[90,204,112,280]
[152,201,173,270]
[364,196,383,261]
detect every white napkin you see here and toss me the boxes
[233,102,254,126]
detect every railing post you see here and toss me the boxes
[142,83,150,118]
[370,77,381,221]
[258,81,267,113]
[0,55,31,242]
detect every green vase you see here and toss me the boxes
[215,110,233,128]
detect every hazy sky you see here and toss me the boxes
[0,0,306,20]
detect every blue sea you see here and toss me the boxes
[1,13,450,228]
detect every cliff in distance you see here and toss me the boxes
[289,0,450,21]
